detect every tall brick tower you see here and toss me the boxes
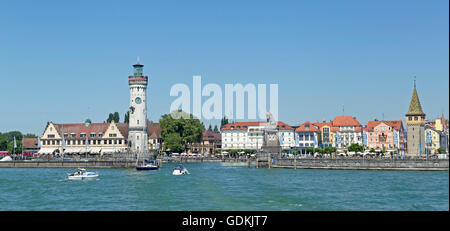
[405,80,426,156]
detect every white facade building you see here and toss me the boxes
[221,122,295,150]
[333,116,363,149]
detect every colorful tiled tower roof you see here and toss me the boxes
[406,82,425,116]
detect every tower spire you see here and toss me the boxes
[406,78,425,116]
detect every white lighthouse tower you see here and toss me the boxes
[128,58,148,153]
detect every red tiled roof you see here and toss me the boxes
[202,130,221,141]
[53,122,129,139]
[364,120,403,132]
[295,121,320,132]
[332,116,362,127]
[147,121,162,139]
[23,138,38,149]
[277,121,294,130]
[364,121,380,132]
[221,121,294,131]
[115,123,129,139]
[331,127,340,132]
[313,122,332,128]
[385,120,403,131]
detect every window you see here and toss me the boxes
[47,135,55,138]
[80,133,86,138]
[64,133,68,138]
[414,116,418,121]
[98,133,103,137]
[70,133,76,138]
[409,116,412,121]
[90,133,96,138]
[137,120,139,125]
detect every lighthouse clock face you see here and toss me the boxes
[135,97,142,104]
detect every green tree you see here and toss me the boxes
[305,147,315,154]
[160,110,203,152]
[0,131,24,153]
[124,111,130,124]
[208,124,213,131]
[348,143,364,153]
[106,113,114,123]
[24,133,37,138]
[0,134,8,151]
[213,125,219,132]
[163,133,184,153]
[113,112,120,123]
[106,112,120,123]
[229,149,238,157]
[220,116,229,128]
[437,147,445,154]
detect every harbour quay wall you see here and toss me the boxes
[0,160,137,169]
[269,158,449,171]
[0,158,248,168]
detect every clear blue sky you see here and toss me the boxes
[1,0,448,136]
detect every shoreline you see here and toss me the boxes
[0,158,448,171]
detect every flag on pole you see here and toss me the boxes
[62,134,66,149]
[86,136,89,149]
[14,136,17,149]
[37,137,41,148]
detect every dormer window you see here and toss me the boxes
[70,133,76,138]
[80,133,86,138]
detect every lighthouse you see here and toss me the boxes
[128,58,148,153]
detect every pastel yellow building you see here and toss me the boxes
[39,121,129,157]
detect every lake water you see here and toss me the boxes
[0,163,448,211]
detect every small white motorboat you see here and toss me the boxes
[172,165,189,175]
[67,168,99,180]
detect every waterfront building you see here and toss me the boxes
[188,130,222,155]
[405,82,426,156]
[294,121,320,154]
[313,122,337,148]
[221,121,294,151]
[364,120,405,153]
[147,121,163,151]
[332,116,363,149]
[38,121,129,156]
[128,60,149,153]
[23,137,39,154]
[279,122,296,150]
[424,116,448,154]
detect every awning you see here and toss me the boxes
[89,147,102,154]
[64,148,79,154]
[101,149,117,154]
[38,148,57,154]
